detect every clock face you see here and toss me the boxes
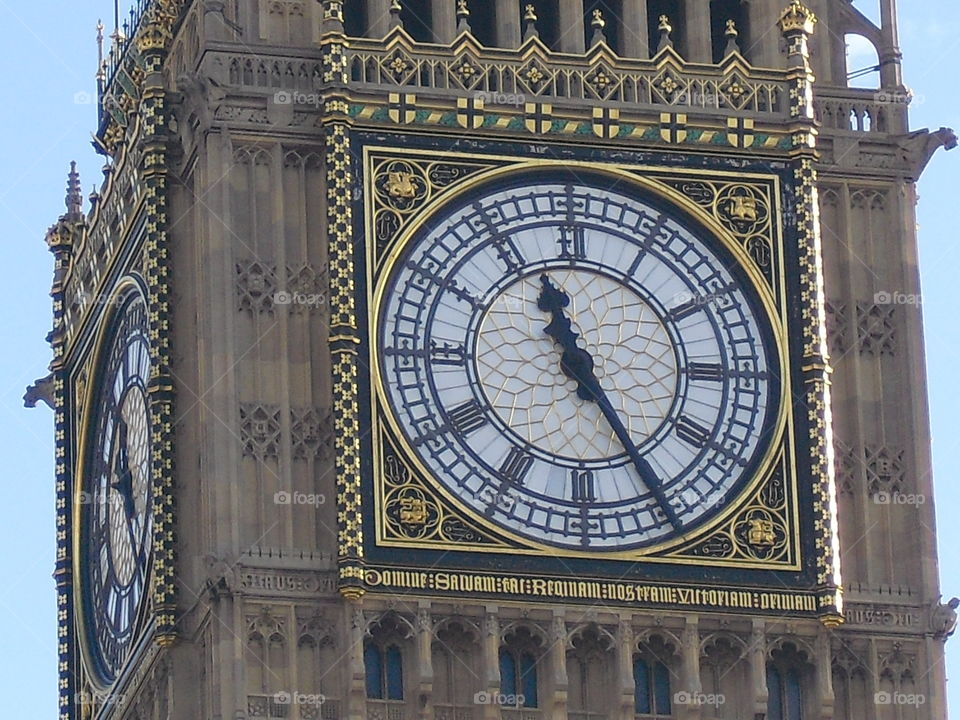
[81,289,153,683]
[376,172,782,550]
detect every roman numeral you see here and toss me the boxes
[559,225,587,260]
[676,416,712,448]
[687,362,724,382]
[447,400,488,436]
[668,298,702,322]
[430,341,467,366]
[499,447,534,485]
[571,470,596,503]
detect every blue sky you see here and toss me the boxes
[0,1,955,715]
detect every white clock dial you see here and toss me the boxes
[377,174,779,550]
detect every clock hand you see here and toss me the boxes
[110,418,137,523]
[537,275,682,532]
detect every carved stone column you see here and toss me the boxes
[749,620,768,719]
[558,0,586,53]
[816,627,835,720]
[622,0,650,59]
[877,0,903,86]
[680,617,703,720]
[617,618,636,720]
[432,0,457,43]
[348,604,368,720]
[417,602,435,719]
[550,611,569,719]
[482,608,501,720]
[681,0,711,62]
[496,0,522,47]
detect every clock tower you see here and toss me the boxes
[38,0,955,718]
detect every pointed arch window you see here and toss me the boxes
[499,627,543,708]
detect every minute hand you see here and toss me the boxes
[537,275,682,532]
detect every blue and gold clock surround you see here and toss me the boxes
[334,132,838,618]
[74,281,154,687]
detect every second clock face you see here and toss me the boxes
[376,172,781,550]
[82,289,153,683]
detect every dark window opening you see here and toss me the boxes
[584,0,624,54]
[710,0,750,62]
[634,657,672,716]
[767,666,803,720]
[499,648,539,708]
[400,0,434,42]
[526,0,560,50]
[647,0,681,56]
[470,2,497,46]
[364,642,404,701]
[344,0,368,37]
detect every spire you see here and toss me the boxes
[66,162,83,219]
[96,20,105,83]
[590,8,607,47]
[724,19,741,56]
[657,15,673,52]
[457,0,471,35]
[523,4,539,42]
[389,0,403,29]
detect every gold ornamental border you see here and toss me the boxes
[364,150,799,567]
[71,277,156,692]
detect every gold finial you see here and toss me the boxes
[657,14,673,52]
[523,4,539,41]
[389,0,403,29]
[779,1,817,35]
[724,19,741,56]
[456,0,471,34]
[590,8,607,47]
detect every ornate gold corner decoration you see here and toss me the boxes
[377,428,507,549]
[368,151,500,263]
[662,449,795,566]
[649,174,778,289]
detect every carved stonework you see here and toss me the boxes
[833,439,858,497]
[864,444,905,495]
[237,261,278,314]
[240,404,282,459]
[291,407,333,460]
[825,299,850,358]
[856,302,897,356]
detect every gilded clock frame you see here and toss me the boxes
[362,145,801,571]
[72,276,156,691]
